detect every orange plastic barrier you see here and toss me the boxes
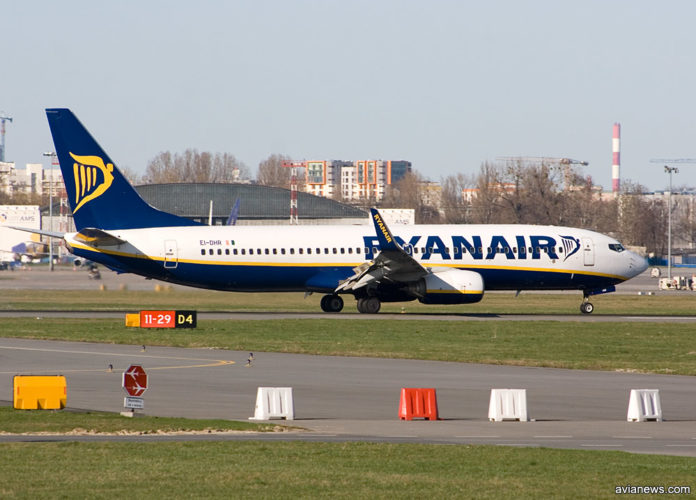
[398,388,439,421]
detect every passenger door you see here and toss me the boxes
[582,238,594,266]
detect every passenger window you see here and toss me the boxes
[333,248,337,254]
[241,249,246,255]
[281,248,285,255]
[249,249,254,255]
[217,249,222,255]
[233,249,238,255]
[340,248,345,254]
[348,248,353,254]
[200,249,205,256]
[208,249,214,255]
[273,248,277,255]
[299,248,304,254]
[265,249,270,255]
[290,248,295,255]
[225,249,230,255]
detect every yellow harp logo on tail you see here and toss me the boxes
[69,153,115,213]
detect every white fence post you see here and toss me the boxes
[627,389,662,422]
[488,389,528,422]
[249,387,295,421]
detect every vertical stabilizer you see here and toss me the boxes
[45,108,198,230]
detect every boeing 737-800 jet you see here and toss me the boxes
[22,109,647,314]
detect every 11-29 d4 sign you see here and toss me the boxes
[139,310,197,329]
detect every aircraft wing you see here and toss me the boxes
[335,208,427,293]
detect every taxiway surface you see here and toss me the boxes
[2,338,696,456]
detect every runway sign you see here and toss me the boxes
[138,310,197,328]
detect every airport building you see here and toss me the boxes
[134,183,368,225]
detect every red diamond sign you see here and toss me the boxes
[122,364,148,397]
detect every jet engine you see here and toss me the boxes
[413,269,484,305]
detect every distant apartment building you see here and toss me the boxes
[0,162,64,198]
[303,159,411,202]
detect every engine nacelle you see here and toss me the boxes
[417,269,484,305]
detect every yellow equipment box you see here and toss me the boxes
[13,375,67,410]
[125,313,141,327]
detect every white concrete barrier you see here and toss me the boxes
[249,387,294,421]
[488,389,528,422]
[627,389,662,422]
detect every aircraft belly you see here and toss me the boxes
[475,267,620,291]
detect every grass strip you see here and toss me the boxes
[3,317,696,375]
[2,289,696,315]
[0,441,693,498]
[0,406,280,435]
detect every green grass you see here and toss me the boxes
[2,288,696,315]
[4,317,696,375]
[0,406,280,435]
[0,441,693,498]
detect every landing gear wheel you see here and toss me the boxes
[357,297,381,314]
[320,294,344,313]
[580,301,594,314]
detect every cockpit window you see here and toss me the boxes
[608,243,625,253]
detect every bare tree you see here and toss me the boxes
[618,181,666,254]
[469,162,505,223]
[144,149,249,183]
[380,171,441,223]
[257,154,291,188]
[440,173,473,224]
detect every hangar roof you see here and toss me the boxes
[134,183,367,220]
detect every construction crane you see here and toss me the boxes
[0,112,13,162]
[496,156,589,190]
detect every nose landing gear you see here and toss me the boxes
[580,295,594,314]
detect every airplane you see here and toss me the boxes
[15,108,648,314]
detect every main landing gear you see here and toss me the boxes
[356,296,381,314]
[580,295,594,314]
[320,294,344,313]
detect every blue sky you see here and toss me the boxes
[4,1,696,191]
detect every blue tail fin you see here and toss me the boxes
[46,108,199,230]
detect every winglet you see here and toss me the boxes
[370,208,401,251]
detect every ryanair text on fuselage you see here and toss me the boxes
[362,234,580,261]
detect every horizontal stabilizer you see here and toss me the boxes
[74,228,127,247]
[8,226,65,239]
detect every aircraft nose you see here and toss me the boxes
[628,251,649,277]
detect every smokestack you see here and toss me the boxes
[612,123,621,195]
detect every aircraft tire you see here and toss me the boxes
[580,302,594,314]
[357,296,381,314]
[321,294,344,313]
